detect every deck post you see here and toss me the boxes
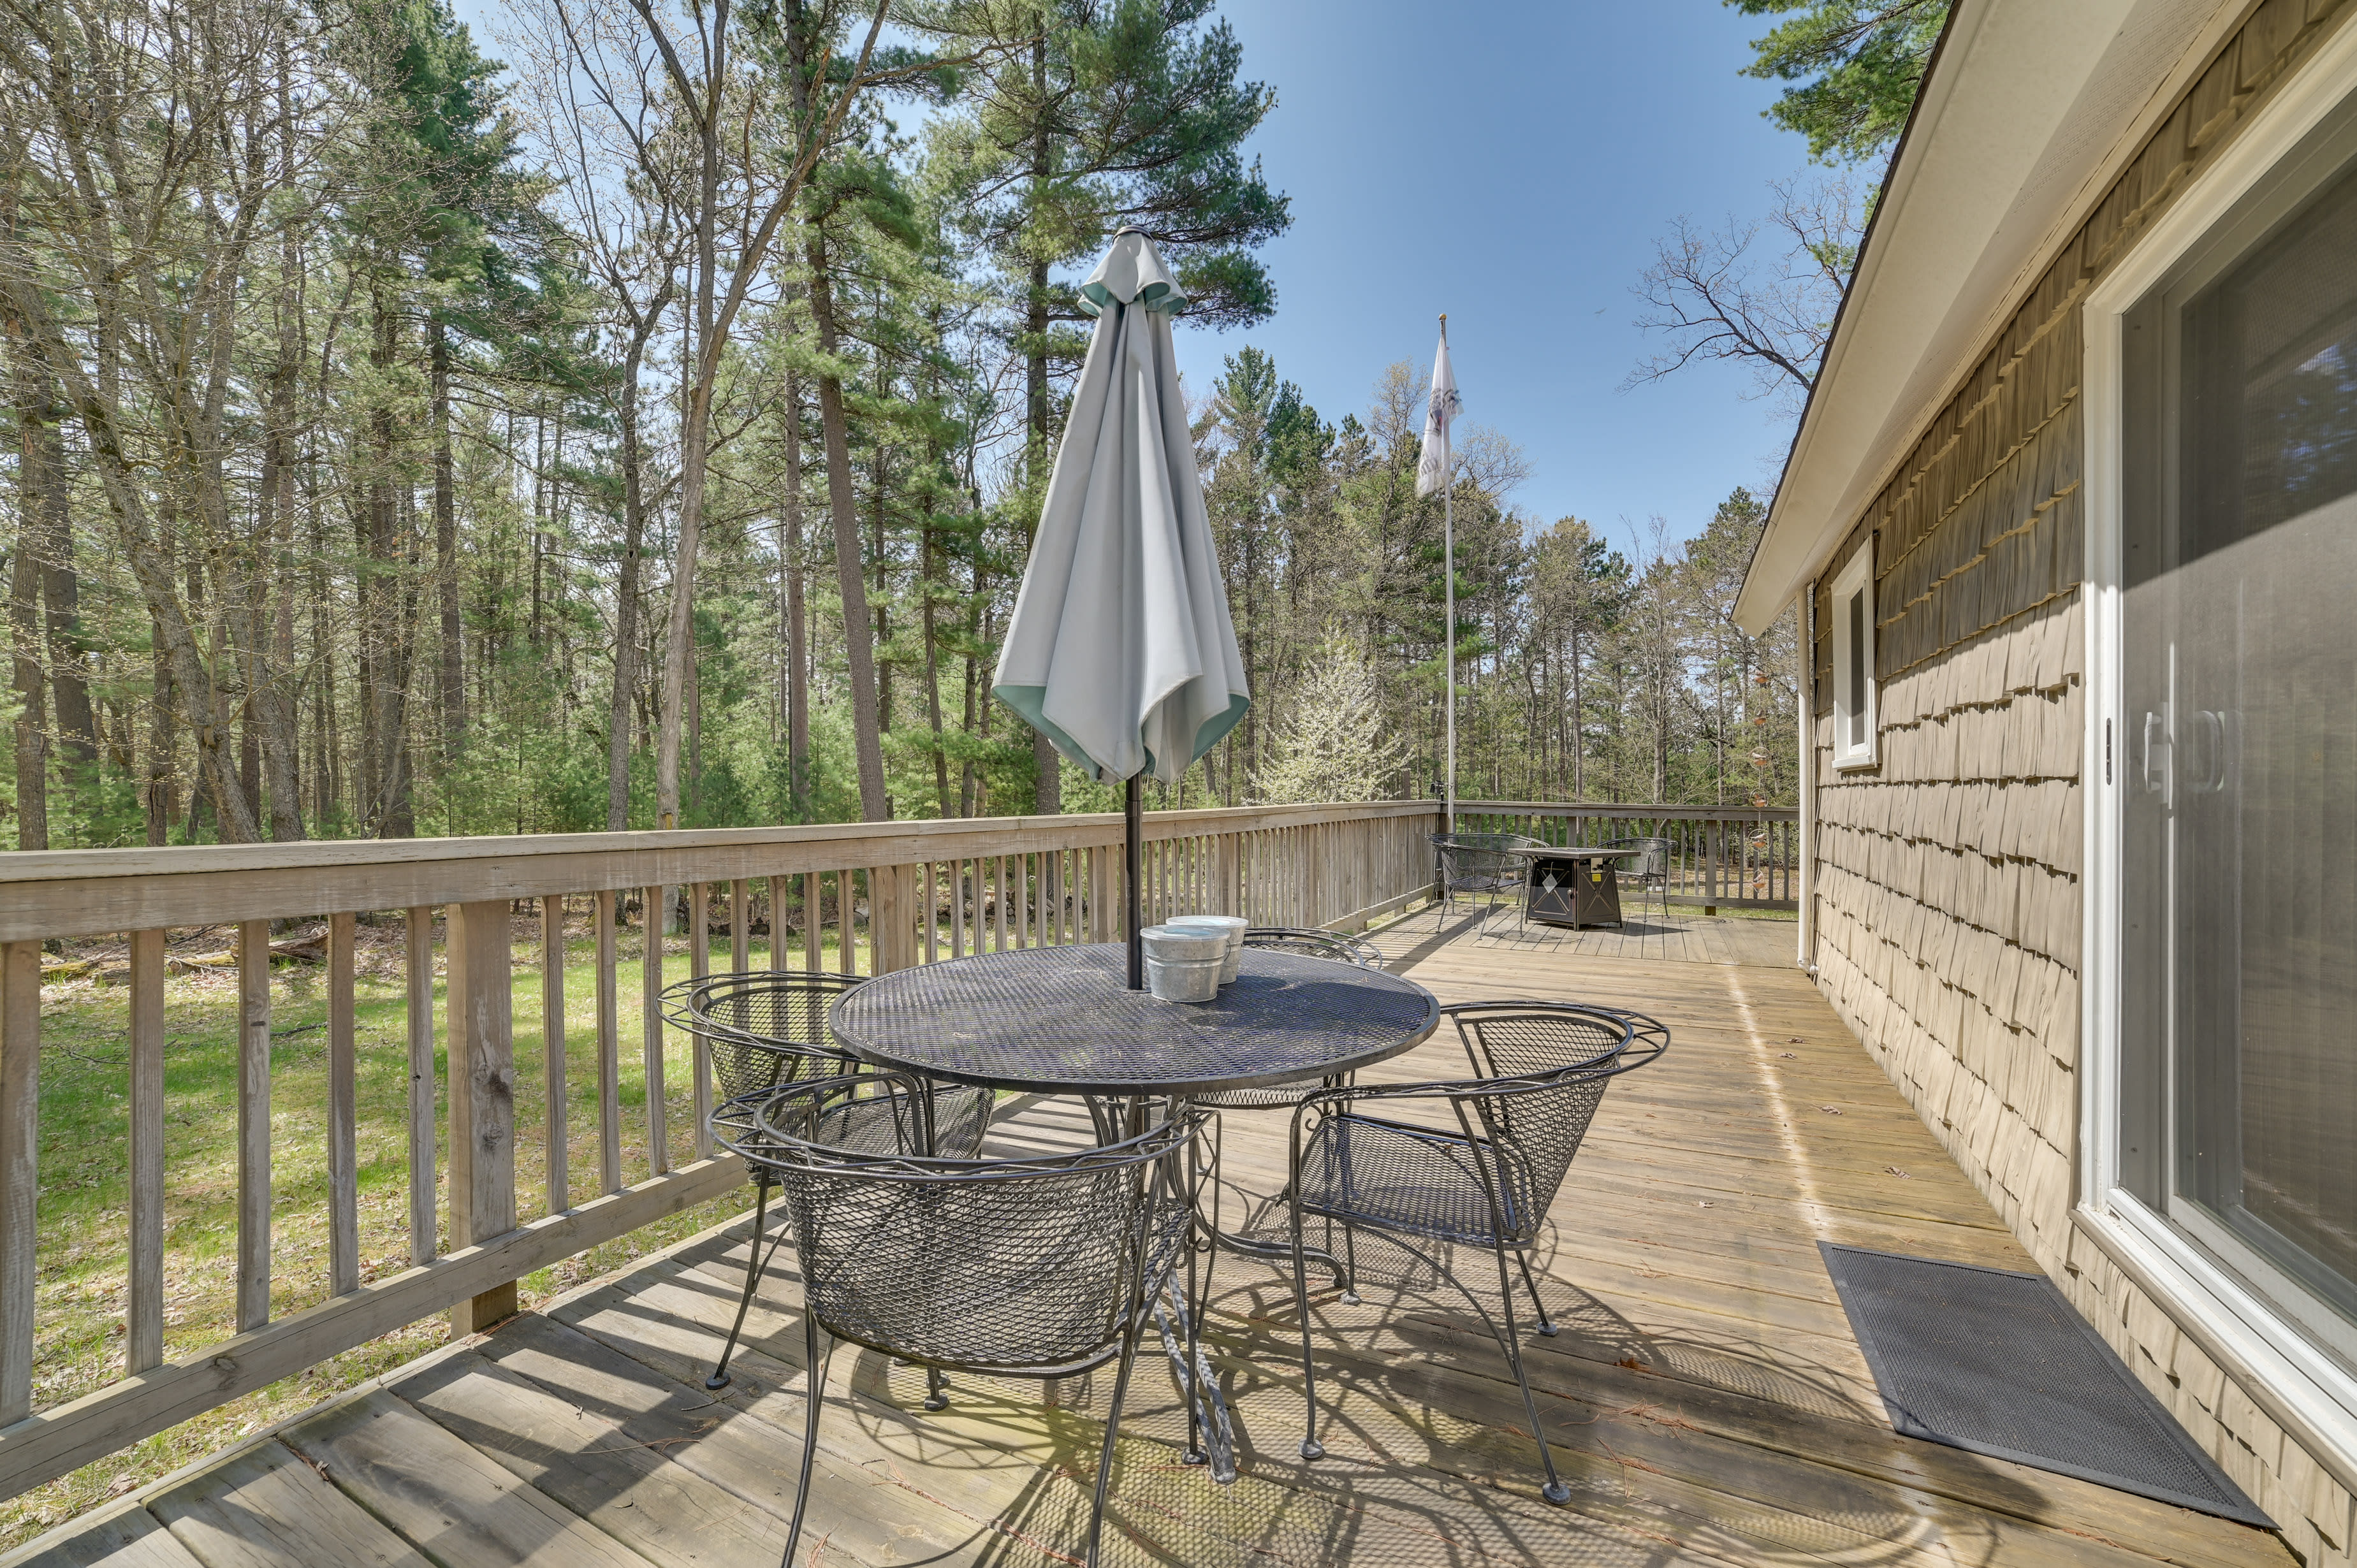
[446,899,518,1334]
[0,941,38,1424]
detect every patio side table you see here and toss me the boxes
[829,941,1439,1483]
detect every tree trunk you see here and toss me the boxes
[806,229,890,820]
[9,491,48,852]
[921,517,951,818]
[869,436,892,737]
[1025,33,1059,815]
[20,375,94,773]
[782,372,808,812]
[433,319,464,762]
[358,280,417,838]
[609,331,653,831]
[652,16,729,835]
[147,632,173,846]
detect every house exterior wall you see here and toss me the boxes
[1806,2,2357,1559]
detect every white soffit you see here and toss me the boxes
[1734,0,2232,635]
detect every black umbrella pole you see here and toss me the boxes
[1125,775,1144,989]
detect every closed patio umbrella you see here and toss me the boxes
[995,228,1250,988]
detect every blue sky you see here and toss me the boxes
[1165,0,1821,553]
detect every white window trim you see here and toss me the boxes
[2080,11,2357,1475]
[1829,546,1877,769]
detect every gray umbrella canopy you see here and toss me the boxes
[993,230,1249,787]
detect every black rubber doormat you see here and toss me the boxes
[1819,1243,2272,1526]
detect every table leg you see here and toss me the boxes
[1144,1095,1237,1485]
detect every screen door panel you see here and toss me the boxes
[2120,152,2357,1356]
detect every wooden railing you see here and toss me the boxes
[0,799,1439,1500]
[1452,801,1801,910]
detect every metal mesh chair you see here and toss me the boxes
[662,969,865,1101]
[666,970,995,1390]
[1239,927,1383,967]
[1430,832,1540,929]
[1599,835,1674,925]
[1283,1001,1669,1504]
[1191,930,1382,1115]
[715,1073,1200,1568]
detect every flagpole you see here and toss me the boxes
[1440,314,1456,834]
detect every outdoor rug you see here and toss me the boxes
[1818,1243,2273,1525]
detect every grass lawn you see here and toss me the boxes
[0,906,866,1551]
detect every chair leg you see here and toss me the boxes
[1489,1238,1571,1506]
[923,1366,949,1411]
[778,1311,835,1568]
[1288,1191,1325,1461]
[1339,1220,1361,1306]
[707,1176,772,1390]
[1514,1249,1557,1336]
[1083,1295,1146,1568]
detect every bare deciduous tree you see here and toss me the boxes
[1626,173,1860,412]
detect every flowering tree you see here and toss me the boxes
[1254,634,1410,805]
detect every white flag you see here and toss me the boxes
[1416,322,1460,497]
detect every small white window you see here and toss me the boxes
[1830,543,1877,769]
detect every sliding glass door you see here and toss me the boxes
[2119,119,2357,1371]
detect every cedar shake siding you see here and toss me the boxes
[1805,1,2357,1560]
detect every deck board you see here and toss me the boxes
[6,908,2293,1568]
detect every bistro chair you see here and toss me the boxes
[1599,835,1674,927]
[665,970,995,1390]
[1185,927,1387,1289]
[1238,926,1383,968]
[1282,1001,1669,1504]
[713,1073,1202,1568]
[1429,832,1541,934]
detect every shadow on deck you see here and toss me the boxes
[6,918,2291,1568]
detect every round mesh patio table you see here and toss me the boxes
[828,942,1440,1096]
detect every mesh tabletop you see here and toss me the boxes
[829,943,1439,1096]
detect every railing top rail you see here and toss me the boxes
[0,800,1443,943]
[1453,800,1799,824]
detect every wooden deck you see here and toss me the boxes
[6,912,2293,1568]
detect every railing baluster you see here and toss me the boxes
[689,883,713,1157]
[237,921,273,1332]
[730,880,749,974]
[839,872,859,976]
[407,908,437,1264]
[126,929,164,1374]
[328,913,359,1296]
[1,941,40,1422]
[446,900,517,1333]
[765,875,785,969]
[924,863,940,962]
[643,885,668,1175]
[596,890,622,1194]
[542,897,566,1214]
[801,873,819,974]
[690,883,710,981]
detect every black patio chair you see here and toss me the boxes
[1599,835,1674,926]
[1179,927,1388,1289]
[665,970,994,1390]
[1429,832,1541,933]
[714,1073,1201,1568]
[1237,926,1383,969]
[1195,931,1376,1119]
[1283,1001,1669,1504]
